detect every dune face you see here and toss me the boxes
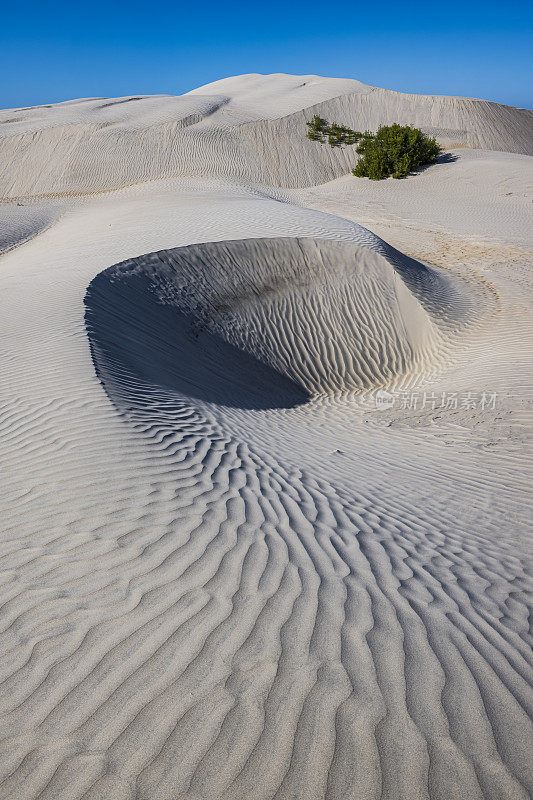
[0,201,63,253]
[1,74,532,800]
[1,73,532,198]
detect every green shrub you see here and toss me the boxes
[327,123,362,147]
[306,115,329,143]
[352,124,441,179]
[306,116,362,147]
[306,117,441,179]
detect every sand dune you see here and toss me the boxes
[1,73,532,198]
[0,74,532,799]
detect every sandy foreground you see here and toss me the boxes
[0,74,532,800]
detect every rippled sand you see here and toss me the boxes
[0,74,532,800]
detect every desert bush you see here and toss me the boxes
[306,115,329,143]
[352,124,441,179]
[306,116,362,146]
[307,117,441,179]
[327,123,362,147]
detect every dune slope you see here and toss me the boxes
[1,73,532,197]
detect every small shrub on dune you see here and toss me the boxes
[306,117,441,179]
[353,124,441,179]
[327,123,362,147]
[306,116,362,146]
[306,115,330,143]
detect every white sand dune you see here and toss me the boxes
[0,74,532,800]
[1,73,532,197]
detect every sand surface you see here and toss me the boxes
[0,74,532,800]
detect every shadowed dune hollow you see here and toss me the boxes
[85,236,473,410]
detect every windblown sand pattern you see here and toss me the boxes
[0,74,532,800]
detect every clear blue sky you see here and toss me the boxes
[1,0,532,110]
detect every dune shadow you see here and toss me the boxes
[84,269,309,412]
[416,151,459,173]
[436,151,460,164]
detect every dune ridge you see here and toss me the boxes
[1,73,532,198]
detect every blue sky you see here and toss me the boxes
[1,0,532,109]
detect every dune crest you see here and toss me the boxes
[1,73,532,198]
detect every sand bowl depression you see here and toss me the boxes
[85,236,473,411]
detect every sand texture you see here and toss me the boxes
[0,73,532,800]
